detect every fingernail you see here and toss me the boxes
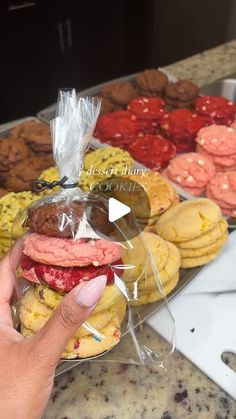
[76,275,107,307]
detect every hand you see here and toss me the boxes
[0,239,107,419]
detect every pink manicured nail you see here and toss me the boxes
[76,275,107,307]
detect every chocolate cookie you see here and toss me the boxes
[95,96,122,115]
[25,199,111,238]
[25,201,86,237]
[165,80,199,109]
[9,121,52,154]
[136,69,168,97]
[0,138,30,172]
[6,155,53,192]
[101,82,138,106]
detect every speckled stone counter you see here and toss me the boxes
[44,41,236,419]
[44,325,236,419]
[164,39,236,87]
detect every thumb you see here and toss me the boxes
[32,275,107,365]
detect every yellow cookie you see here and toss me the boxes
[122,233,169,283]
[177,218,228,249]
[34,284,65,309]
[181,251,220,268]
[129,273,179,305]
[121,236,148,283]
[34,283,122,313]
[84,147,133,178]
[22,319,121,360]
[179,232,228,258]
[19,288,52,332]
[156,198,222,242]
[132,241,180,292]
[124,172,178,219]
[39,167,59,183]
[0,191,39,238]
[20,287,126,339]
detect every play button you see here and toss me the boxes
[108,198,131,222]
[85,176,151,242]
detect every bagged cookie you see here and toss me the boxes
[12,89,174,365]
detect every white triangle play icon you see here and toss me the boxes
[108,197,131,222]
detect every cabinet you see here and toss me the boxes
[0,0,128,123]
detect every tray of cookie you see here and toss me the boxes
[39,69,236,218]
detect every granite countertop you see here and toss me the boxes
[44,40,236,419]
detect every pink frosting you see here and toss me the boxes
[23,233,121,267]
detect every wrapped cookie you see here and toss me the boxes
[12,89,174,365]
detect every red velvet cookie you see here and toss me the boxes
[94,111,138,147]
[160,109,205,152]
[128,134,176,171]
[21,255,123,292]
[127,97,165,120]
[195,96,236,126]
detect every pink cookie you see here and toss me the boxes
[206,186,234,209]
[167,152,215,188]
[197,144,236,168]
[196,125,236,156]
[162,167,205,197]
[23,233,122,267]
[206,172,236,209]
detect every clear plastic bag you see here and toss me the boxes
[13,89,175,365]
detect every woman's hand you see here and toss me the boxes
[0,239,107,419]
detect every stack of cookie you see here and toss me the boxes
[94,111,138,149]
[195,96,236,126]
[127,97,166,134]
[156,198,228,268]
[19,201,127,359]
[122,232,181,305]
[163,152,216,196]
[160,109,205,152]
[206,171,236,217]
[164,80,199,109]
[196,125,236,172]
